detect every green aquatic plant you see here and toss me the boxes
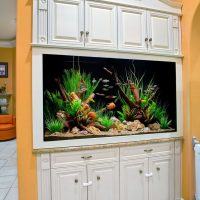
[104,67,172,127]
[45,118,64,133]
[65,99,82,117]
[62,68,100,101]
[98,115,114,131]
[159,116,172,129]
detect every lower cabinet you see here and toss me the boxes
[37,141,181,200]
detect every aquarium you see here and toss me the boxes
[43,54,177,141]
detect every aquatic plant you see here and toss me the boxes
[45,118,64,133]
[104,67,171,128]
[159,116,172,129]
[98,115,114,131]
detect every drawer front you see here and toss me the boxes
[51,148,119,168]
[120,142,174,161]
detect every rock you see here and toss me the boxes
[114,122,125,130]
[71,127,80,134]
[143,127,150,132]
[123,120,128,125]
[125,125,133,131]
[79,130,88,135]
[128,120,145,131]
[148,123,160,130]
[87,126,101,135]
[111,116,120,123]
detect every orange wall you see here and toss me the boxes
[16,0,37,199]
[0,47,16,114]
[182,0,200,199]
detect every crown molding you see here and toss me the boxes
[159,0,183,8]
[0,39,16,48]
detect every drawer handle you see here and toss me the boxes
[144,149,153,153]
[81,155,92,160]
[145,172,153,177]
[83,181,92,187]
[149,38,152,42]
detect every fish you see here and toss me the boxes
[105,95,117,99]
[103,84,110,87]
[108,86,114,89]
[102,79,110,83]
[92,78,97,83]
[102,88,109,91]
[96,93,105,96]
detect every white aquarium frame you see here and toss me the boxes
[32,47,183,149]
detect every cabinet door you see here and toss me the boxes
[85,1,117,49]
[147,11,173,54]
[48,0,84,46]
[87,162,119,200]
[120,159,148,200]
[149,155,174,200]
[51,166,87,200]
[118,7,147,51]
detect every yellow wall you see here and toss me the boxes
[182,0,200,199]
[0,47,16,114]
[16,0,37,199]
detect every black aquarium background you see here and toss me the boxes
[43,54,177,133]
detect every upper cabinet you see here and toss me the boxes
[85,1,117,49]
[48,0,84,47]
[33,0,182,55]
[118,7,179,55]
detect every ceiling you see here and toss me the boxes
[0,0,16,41]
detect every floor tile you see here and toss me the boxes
[0,160,7,168]
[5,158,17,167]
[12,177,18,188]
[4,188,18,200]
[0,188,9,200]
[0,166,17,176]
[0,176,16,189]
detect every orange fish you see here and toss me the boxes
[106,102,116,110]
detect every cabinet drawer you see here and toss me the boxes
[51,148,119,168]
[120,142,174,161]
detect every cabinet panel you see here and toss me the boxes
[118,7,147,51]
[149,155,174,200]
[147,12,172,53]
[51,166,87,200]
[85,1,117,49]
[49,0,84,46]
[120,159,148,200]
[88,162,119,200]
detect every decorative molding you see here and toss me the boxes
[0,39,16,48]
[159,0,182,8]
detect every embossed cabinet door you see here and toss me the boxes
[51,166,87,200]
[87,162,119,200]
[48,0,84,46]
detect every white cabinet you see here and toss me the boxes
[37,141,181,200]
[48,0,84,46]
[120,142,175,200]
[149,155,174,200]
[85,1,117,49]
[118,7,147,51]
[120,158,148,200]
[48,0,117,49]
[118,7,176,54]
[50,148,119,200]
[147,12,172,54]
[88,162,119,200]
[51,166,87,200]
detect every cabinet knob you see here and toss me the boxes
[157,167,160,171]
[86,31,89,36]
[139,170,143,174]
[75,179,78,183]
[97,176,100,180]
[149,38,152,42]
[145,38,148,42]
[81,155,92,160]
[80,31,84,36]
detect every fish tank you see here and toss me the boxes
[43,54,177,141]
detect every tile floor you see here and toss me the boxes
[0,140,18,200]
